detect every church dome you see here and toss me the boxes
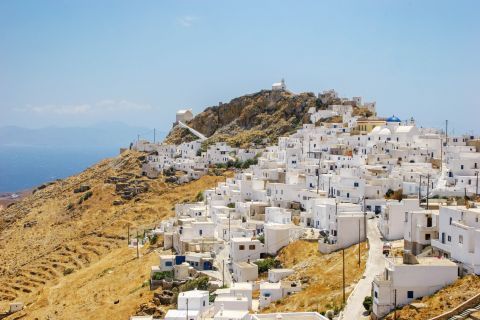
[386,115,401,122]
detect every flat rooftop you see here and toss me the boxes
[387,256,457,267]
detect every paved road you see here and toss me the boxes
[212,241,233,286]
[340,218,385,320]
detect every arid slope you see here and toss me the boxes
[0,150,227,319]
[261,240,368,314]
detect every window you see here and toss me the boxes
[203,301,206,306]
[374,291,378,298]
[249,245,256,250]
[165,261,173,267]
[449,217,452,225]
[199,230,203,236]
[407,291,414,299]
[448,235,451,242]
[425,234,431,241]
[354,182,359,187]
[239,245,245,250]
[459,235,463,244]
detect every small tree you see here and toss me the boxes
[363,296,373,313]
[195,191,204,202]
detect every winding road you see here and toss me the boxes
[340,218,385,320]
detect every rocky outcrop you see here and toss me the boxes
[164,90,324,147]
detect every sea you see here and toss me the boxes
[0,145,120,193]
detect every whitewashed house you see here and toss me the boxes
[230,238,264,262]
[372,254,457,319]
[378,199,421,241]
[432,205,480,274]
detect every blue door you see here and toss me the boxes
[175,255,186,265]
[203,261,213,270]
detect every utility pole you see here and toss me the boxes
[137,134,140,143]
[394,289,397,320]
[222,259,225,287]
[186,298,189,320]
[136,230,139,259]
[426,174,430,210]
[342,248,346,304]
[153,128,156,143]
[317,153,321,194]
[418,175,422,207]
[328,176,332,198]
[445,120,448,147]
[475,171,479,197]
[358,219,361,267]
[363,197,367,242]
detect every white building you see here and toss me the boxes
[232,261,258,283]
[177,289,210,314]
[176,109,194,124]
[268,268,294,283]
[259,280,302,308]
[379,199,422,241]
[272,79,286,91]
[372,254,457,319]
[230,238,264,262]
[432,205,480,274]
[252,312,328,320]
[404,209,438,255]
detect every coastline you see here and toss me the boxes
[0,189,32,211]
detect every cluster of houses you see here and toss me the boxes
[130,84,480,320]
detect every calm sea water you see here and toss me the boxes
[0,146,120,192]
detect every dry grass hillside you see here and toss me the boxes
[165,90,326,148]
[261,240,368,314]
[0,150,227,319]
[385,274,480,320]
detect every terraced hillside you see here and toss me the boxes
[0,150,227,319]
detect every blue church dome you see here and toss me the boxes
[386,115,401,122]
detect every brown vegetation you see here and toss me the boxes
[385,274,480,320]
[0,150,227,319]
[261,240,368,314]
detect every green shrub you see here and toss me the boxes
[363,296,373,312]
[257,234,265,244]
[254,257,281,273]
[152,271,173,281]
[385,189,394,198]
[149,234,158,245]
[195,191,204,202]
[179,276,209,292]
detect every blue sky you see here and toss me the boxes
[0,0,479,134]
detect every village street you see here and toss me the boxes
[340,218,385,320]
[211,241,233,286]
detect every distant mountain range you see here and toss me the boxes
[0,122,166,148]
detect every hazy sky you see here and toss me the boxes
[0,0,479,134]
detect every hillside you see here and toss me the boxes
[261,240,368,314]
[165,90,323,148]
[385,274,480,320]
[0,150,228,319]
